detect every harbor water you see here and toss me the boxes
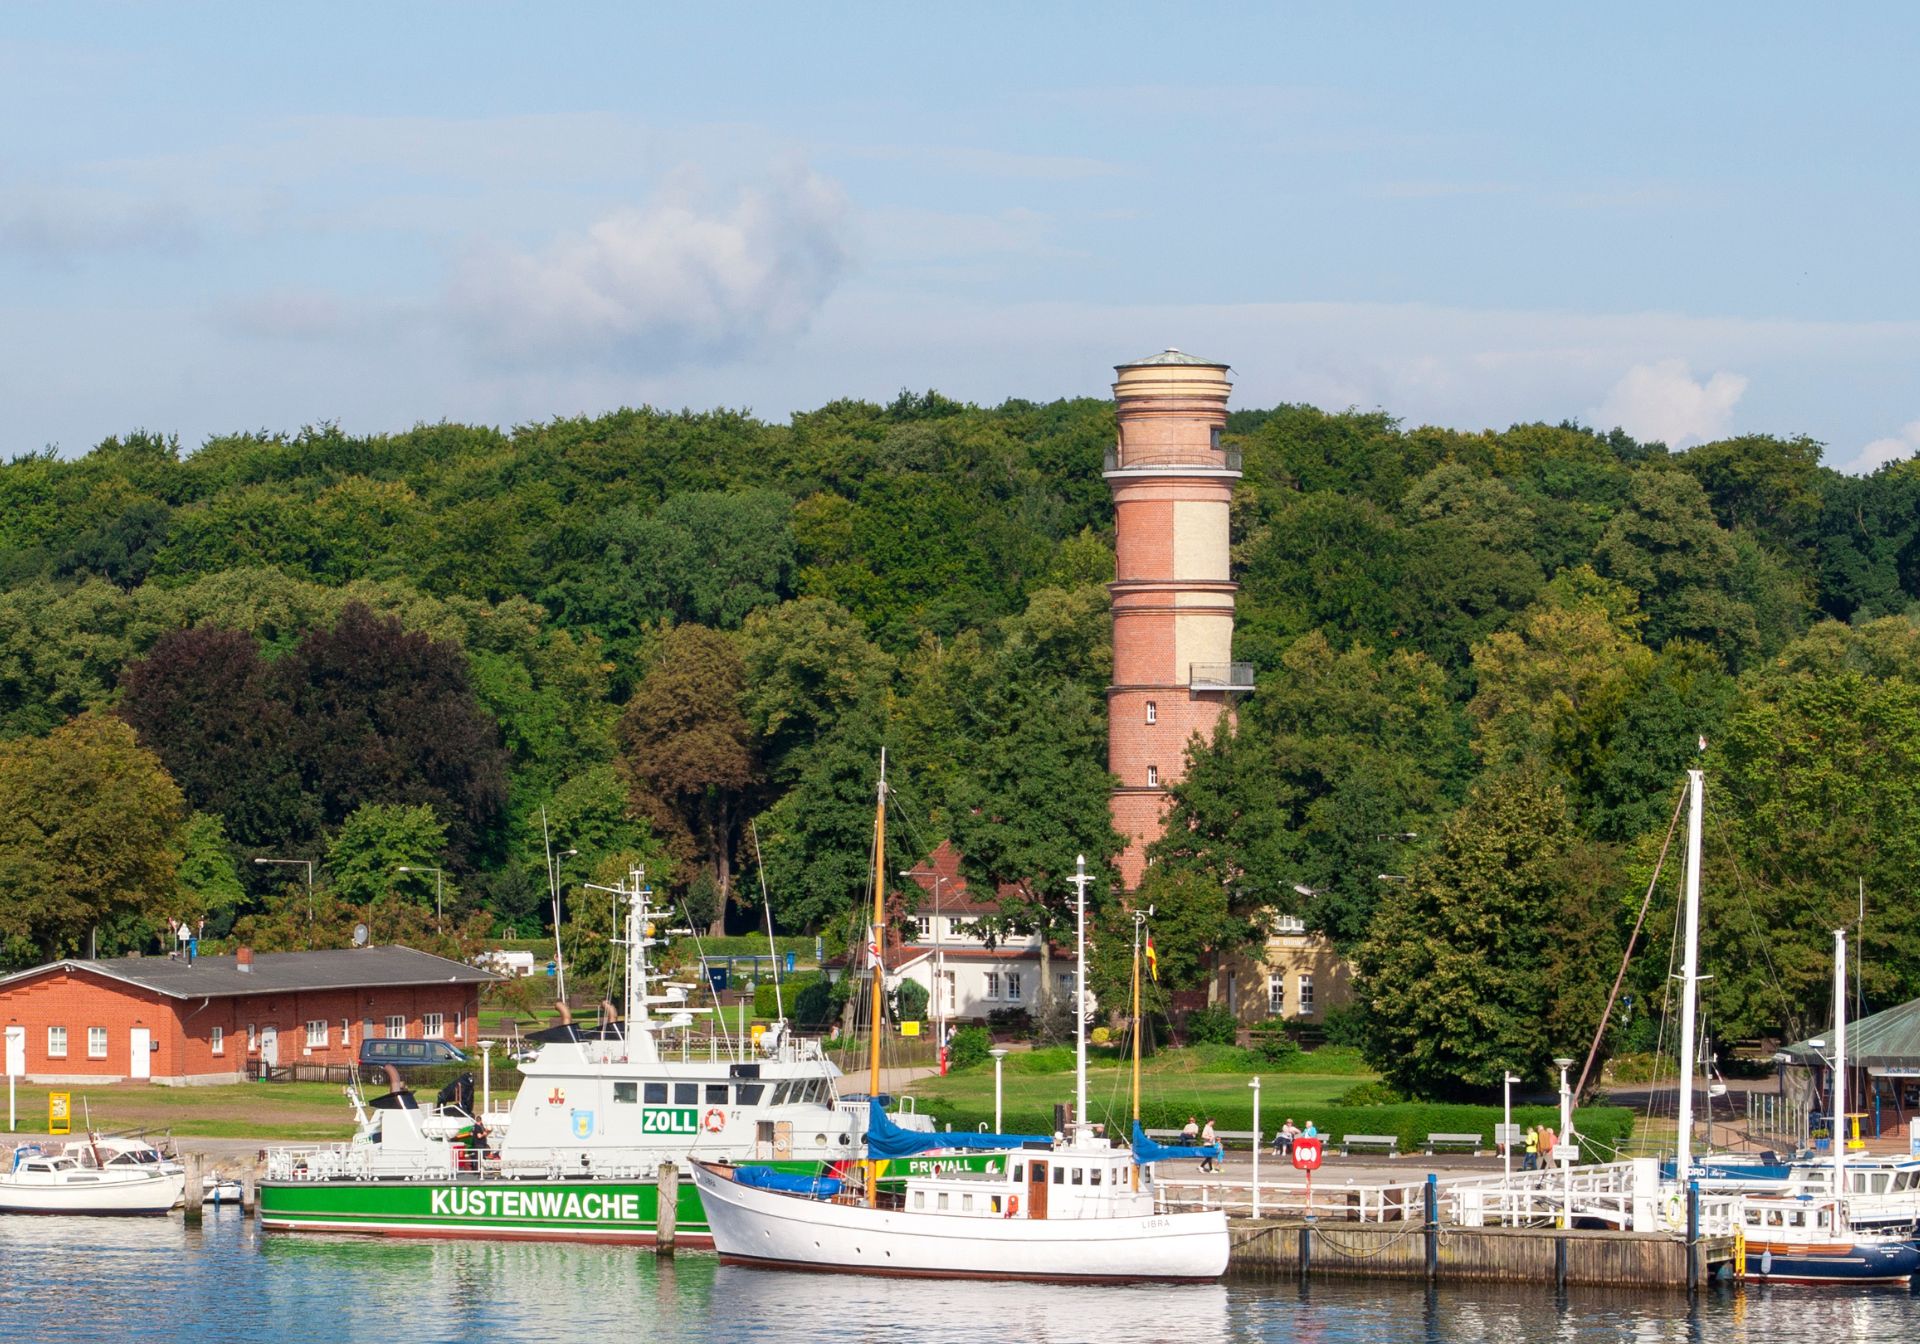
[3,1208,1918,1342]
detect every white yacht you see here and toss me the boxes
[0,1146,185,1215]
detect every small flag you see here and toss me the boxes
[1145,933,1159,983]
[865,925,881,971]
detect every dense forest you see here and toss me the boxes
[1,391,1916,1096]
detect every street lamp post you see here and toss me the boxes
[396,866,445,933]
[1249,1076,1262,1218]
[1502,1074,1514,1181]
[990,1048,1008,1133]
[253,857,314,924]
[1555,1055,1575,1228]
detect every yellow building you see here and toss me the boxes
[1210,912,1353,1028]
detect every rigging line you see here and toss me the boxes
[1647,862,1684,1129]
[1699,789,1799,1031]
[1573,779,1688,1102]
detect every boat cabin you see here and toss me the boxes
[897,1142,1152,1221]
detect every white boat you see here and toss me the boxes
[692,764,1230,1281]
[0,1146,185,1215]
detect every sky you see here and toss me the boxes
[3,4,1918,473]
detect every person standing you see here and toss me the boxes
[1539,1123,1557,1165]
[1199,1117,1219,1173]
[1523,1125,1539,1171]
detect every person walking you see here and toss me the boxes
[1539,1123,1557,1165]
[1199,1117,1219,1173]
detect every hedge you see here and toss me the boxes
[915,1097,1636,1156]
[755,972,823,1020]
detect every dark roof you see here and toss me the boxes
[0,946,496,1001]
[1783,996,1920,1070]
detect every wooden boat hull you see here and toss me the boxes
[691,1162,1230,1281]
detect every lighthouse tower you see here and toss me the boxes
[1105,350,1250,888]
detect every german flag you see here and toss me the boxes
[1145,933,1159,983]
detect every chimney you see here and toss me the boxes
[237,946,254,974]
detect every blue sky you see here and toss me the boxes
[4,4,1918,471]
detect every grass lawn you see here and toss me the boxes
[3,1080,359,1141]
[906,1052,1370,1132]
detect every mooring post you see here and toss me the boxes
[241,1171,255,1211]
[1555,1235,1567,1289]
[655,1162,678,1256]
[1298,1225,1311,1279]
[1423,1173,1438,1282]
[183,1152,204,1224]
[1686,1179,1700,1290]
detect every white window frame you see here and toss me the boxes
[1297,973,1315,1017]
[1146,765,1159,787]
[47,1026,67,1058]
[983,971,1001,1001]
[88,1026,109,1059]
[340,1019,350,1047]
[210,1026,225,1056]
[1006,971,1022,1002]
[384,1015,405,1039]
[423,1013,444,1039]
[304,1019,329,1050]
[247,1023,257,1051]
[1268,974,1286,1016]
[1273,913,1306,935]
[914,916,931,940]
[452,1011,463,1042]
[1145,701,1157,725]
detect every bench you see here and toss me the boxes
[1341,1133,1399,1157]
[1424,1132,1484,1155]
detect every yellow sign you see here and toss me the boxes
[750,1023,766,1042]
[901,1020,921,1037]
[48,1091,71,1135]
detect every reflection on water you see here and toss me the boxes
[2,1212,1918,1342]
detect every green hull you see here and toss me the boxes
[257,1154,1004,1245]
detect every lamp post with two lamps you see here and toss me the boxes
[253,857,315,924]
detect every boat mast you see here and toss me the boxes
[1131,907,1145,1125]
[1071,854,1092,1139]
[865,750,887,1204]
[1675,768,1704,1181]
[1833,927,1848,1195]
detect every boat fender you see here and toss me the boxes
[1006,1194,1019,1218]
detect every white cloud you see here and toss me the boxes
[1591,359,1748,448]
[447,165,849,368]
[1850,420,1920,474]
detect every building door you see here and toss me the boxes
[129,1027,152,1080]
[260,1025,278,1069]
[938,970,956,1019]
[1028,1160,1049,1221]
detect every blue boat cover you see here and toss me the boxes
[865,1097,1049,1159]
[734,1166,843,1199]
[1132,1121,1223,1165]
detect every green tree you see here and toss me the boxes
[1593,470,1762,662]
[326,803,451,912]
[174,812,247,937]
[0,713,185,964]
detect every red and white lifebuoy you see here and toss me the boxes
[702,1108,727,1134]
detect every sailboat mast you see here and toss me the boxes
[1834,927,1848,1193]
[1071,854,1091,1137]
[1676,768,1704,1180]
[865,751,887,1205]
[1131,911,1143,1125]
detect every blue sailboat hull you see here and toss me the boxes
[1745,1241,1920,1284]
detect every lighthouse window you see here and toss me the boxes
[1146,766,1159,787]
[644,1082,668,1104]
[1145,701,1156,725]
[1210,427,1222,450]
[706,1084,729,1105]
[674,1082,698,1105]
[735,1083,765,1105]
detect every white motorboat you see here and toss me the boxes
[0,1146,185,1215]
[693,767,1229,1281]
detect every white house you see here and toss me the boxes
[889,843,1079,1029]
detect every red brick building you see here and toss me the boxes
[0,945,494,1085]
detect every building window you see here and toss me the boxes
[984,971,1001,1001]
[247,1023,257,1052]
[452,1012,464,1041]
[47,1026,67,1058]
[1297,974,1315,1017]
[384,1016,405,1039]
[1146,765,1159,787]
[1273,913,1306,935]
[1145,701,1157,725]
[210,1026,225,1056]
[305,1019,329,1049]
[1210,426,1222,451]
[88,1027,108,1059]
[914,916,931,940]
[1268,975,1286,1016]
[423,1013,444,1039]
[1006,972,1022,1002]
[340,1019,351,1047]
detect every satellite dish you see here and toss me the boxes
[352,923,370,947]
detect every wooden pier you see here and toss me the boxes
[1228,1219,1737,1291]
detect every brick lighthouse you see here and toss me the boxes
[1105,349,1251,888]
